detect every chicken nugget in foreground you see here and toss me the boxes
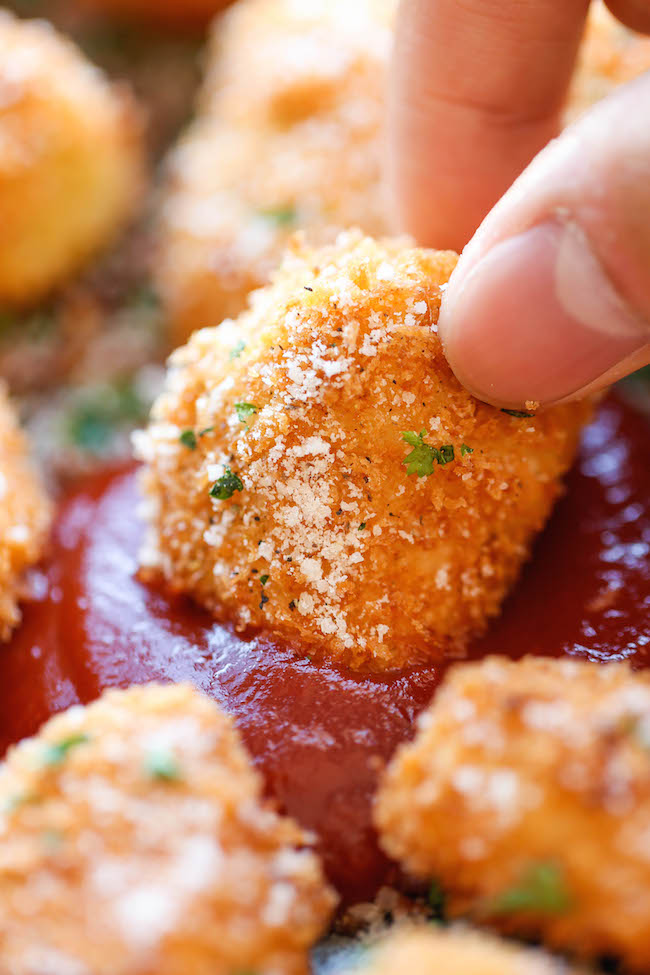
[0,384,50,640]
[335,925,581,975]
[135,233,591,671]
[375,656,650,970]
[0,683,335,975]
[0,12,144,307]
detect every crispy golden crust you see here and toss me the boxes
[155,1,650,346]
[136,233,591,671]
[566,3,650,124]
[337,925,581,975]
[375,656,650,970]
[0,384,50,640]
[0,11,145,307]
[156,0,394,345]
[0,682,335,975]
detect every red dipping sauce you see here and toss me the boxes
[1,393,649,905]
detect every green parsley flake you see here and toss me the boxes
[260,574,270,585]
[401,431,455,477]
[210,467,244,501]
[428,878,446,920]
[179,429,198,450]
[258,205,297,227]
[144,748,182,783]
[358,522,366,531]
[229,340,246,360]
[491,862,571,915]
[42,733,90,768]
[234,402,258,423]
[460,444,474,456]
[501,408,536,418]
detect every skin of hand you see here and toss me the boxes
[391,0,650,408]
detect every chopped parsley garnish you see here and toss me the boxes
[209,468,244,501]
[42,733,90,768]
[260,574,270,585]
[234,402,258,423]
[258,205,297,227]
[66,378,147,453]
[460,444,474,456]
[428,879,446,920]
[501,408,536,418]
[358,522,366,531]
[179,429,198,450]
[229,340,246,360]
[199,426,214,437]
[144,748,182,783]
[401,431,454,477]
[491,862,571,915]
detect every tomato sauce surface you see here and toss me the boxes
[1,393,649,905]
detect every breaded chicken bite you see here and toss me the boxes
[335,925,580,975]
[0,12,144,306]
[0,682,335,975]
[156,0,394,344]
[0,384,50,640]
[135,234,591,671]
[566,2,650,124]
[375,656,650,970]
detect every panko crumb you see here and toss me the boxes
[0,10,145,306]
[0,682,335,975]
[135,233,591,671]
[375,656,650,971]
[0,384,50,639]
[335,924,581,975]
[156,0,395,344]
[155,0,650,345]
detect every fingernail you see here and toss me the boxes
[438,217,649,407]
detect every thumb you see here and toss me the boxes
[438,72,650,409]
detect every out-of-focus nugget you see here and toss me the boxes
[0,12,144,306]
[375,656,650,971]
[0,384,50,640]
[335,925,580,975]
[135,233,591,671]
[76,0,230,30]
[0,682,335,975]
[156,0,394,344]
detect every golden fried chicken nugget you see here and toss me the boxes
[336,925,581,975]
[0,682,335,975]
[0,384,50,640]
[375,656,650,971]
[155,0,650,347]
[0,12,145,306]
[156,0,394,344]
[135,233,591,671]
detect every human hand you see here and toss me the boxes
[391,0,650,408]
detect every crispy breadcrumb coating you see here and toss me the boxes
[336,925,581,975]
[156,0,394,344]
[135,233,591,671]
[0,682,335,975]
[566,2,650,124]
[155,0,650,346]
[375,656,650,971]
[0,384,50,640]
[0,11,145,306]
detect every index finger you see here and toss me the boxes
[389,0,590,251]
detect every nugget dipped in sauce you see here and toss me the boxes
[75,0,229,30]
[0,385,50,640]
[0,682,335,975]
[135,233,591,671]
[0,12,144,307]
[156,0,394,343]
[335,925,581,975]
[375,656,650,970]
